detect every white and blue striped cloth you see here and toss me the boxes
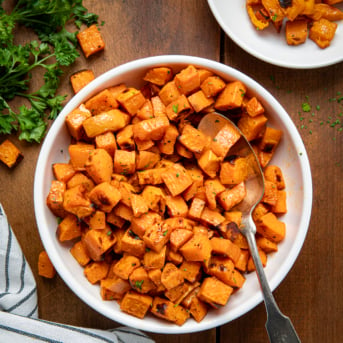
[0,204,155,343]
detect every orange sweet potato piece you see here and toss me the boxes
[271,190,287,214]
[165,94,193,121]
[179,232,212,263]
[309,18,337,48]
[170,229,194,252]
[65,107,92,141]
[200,75,226,98]
[263,165,285,189]
[257,212,286,243]
[88,182,121,213]
[100,276,131,300]
[309,3,343,21]
[178,124,207,154]
[188,197,206,220]
[133,116,169,141]
[137,168,166,185]
[117,88,146,116]
[218,182,247,211]
[121,228,146,258]
[238,113,268,142]
[113,150,136,176]
[189,294,208,322]
[174,65,200,96]
[77,24,105,58]
[210,124,241,159]
[52,163,76,183]
[198,276,233,306]
[197,149,221,178]
[246,96,265,117]
[159,81,181,106]
[261,180,278,206]
[94,131,117,157]
[188,90,214,112]
[68,143,95,171]
[161,262,184,290]
[143,67,173,86]
[210,237,241,264]
[136,151,160,170]
[158,124,179,155]
[247,248,268,271]
[180,261,202,283]
[70,240,91,266]
[46,180,67,218]
[38,251,56,279]
[120,291,153,319]
[85,89,118,115]
[286,19,309,46]
[162,164,193,196]
[220,157,249,185]
[129,266,156,293]
[56,213,81,242]
[66,172,94,192]
[143,222,171,253]
[70,69,95,93]
[151,95,167,117]
[235,249,249,272]
[84,261,110,284]
[256,236,278,253]
[205,256,235,286]
[200,207,225,227]
[63,184,94,218]
[165,195,188,217]
[143,245,167,270]
[214,81,246,111]
[85,149,113,184]
[204,178,225,210]
[83,109,129,137]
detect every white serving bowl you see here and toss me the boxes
[34,55,312,334]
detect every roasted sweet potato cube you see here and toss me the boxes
[117,88,146,116]
[215,81,246,110]
[224,211,242,226]
[258,126,282,155]
[271,190,287,214]
[131,211,162,238]
[180,261,202,283]
[82,109,129,137]
[136,99,153,120]
[129,266,156,293]
[70,241,91,266]
[46,180,67,218]
[175,141,194,159]
[197,149,221,178]
[52,163,76,183]
[167,249,184,265]
[200,207,225,227]
[65,107,92,140]
[148,268,164,288]
[218,182,247,211]
[159,81,181,106]
[200,75,226,98]
[286,19,308,46]
[130,193,149,217]
[143,67,173,86]
[112,228,126,254]
[220,157,249,185]
[107,212,126,229]
[164,217,195,230]
[188,90,214,112]
[85,148,113,184]
[143,222,170,253]
[165,195,188,217]
[144,245,167,269]
[88,182,121,213]
[162,164,193,196]
[166,94,193,121]
[133,116,169,141]
[151,96,167,117]
[227,268,246,288]
[257,212,286,243]
[137,168,166,185]
[56,214,81,242]
[262,180,278,206]
[136,151,160,170]
[174,65,200,95]
[68,143,95,171]
[116,125,135,151]
[38,251,56,279]
[113,149,136,176]
[121,228,146,258]
[256,236,278,253]
[158,124,179,155]
[101,276,131,299]
[210,237,241,264]
[188,197,206,220]
[77,24,105,58]
[183,168,204,201]
[161,262,184,290]
[67,172,94,192]
[178,124,207,154]
[264,165,285,190]
[189,295,208,322]
[198,276,233,306]
[63,184,94,218]
[210,124,241,159]
[204,178,225,210]
[205,256,235,286]
[237,113,268,141]
[222,221,249,249]
[94,131,117,157]
[246,96,265,117]
[170,229,194,252]
[84,261,110,284]
[151,297,187,324]
[70,69,95,93]
[179,232,212,263]
[82,227,116,261]
[113,203,134,221]
[235,249,249,272]
[85,89,118,115]
[120,291,153,319]
[252,202,270,223]
[165,281,193,303]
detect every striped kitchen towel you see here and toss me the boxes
[0,204,155,343]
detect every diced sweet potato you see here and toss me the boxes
[220,157,248,185]
[77,24,105,58]
[143,222,171,253]
[165,195,188,217]
[188,197,206,220]
[262,180,278,206]
[67,172,94,192]
[94,131,117,157]
[162,164,193,196]
[188,90,214,112]
[205,256,235,286]
[113,149,136,176]
[309,18,337,48]
[237,113,268,142]
[143,67,173,86]
[215,81,246,110]
[85,148,113,184]
[56,213,81,242]
[117,88,146,116]
[264,165,285,190]
[88,182,121,213]
[120,291,153,319]
[256,236,278,253]
[65,107,92,141]
[180,261,202,283]
[218,182,247,211]
[136,151,160,170]
[257,212,286,243]
[101,276,131,300]
[197,149,221,178]
[133,116,169,141]
[151,96,167,117]
[84,261,110,284]
[85,89,118,115]
[63,184,94,218]
[68,143,95,171]
[200,75,226,98]
[70,241,91,266]
[200,207,225,227]
[210,237,241,264]
[198,276,233,306]
[161,262,184,290]
[174,65,200,96]
[158,124,179,155]
[38,251,56,279]
[247,248,268,271]
[286,19,309,46]
[143,245,167,269]
[46,180,67,218]
[178,124,207,154]
[166,94,193,121]
[170,229,194,252]
[121,228,146,258]
[179,232,212,263]
[159,81,181,106]
[129,266,156,293]
[246,96,265,117]
[271,190,287,214]
[52,163,76,183]
[70,69,95,93]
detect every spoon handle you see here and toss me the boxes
[244,229,301,343]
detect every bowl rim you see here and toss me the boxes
[34,55,312,334]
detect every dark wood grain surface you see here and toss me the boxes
[0,1,342,342]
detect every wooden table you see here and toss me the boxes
[1,1,342,342]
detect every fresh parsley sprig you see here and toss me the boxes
[0,0,99,142]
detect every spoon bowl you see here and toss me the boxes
[198,112,301,343]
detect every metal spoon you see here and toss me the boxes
[198,112,301,343]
